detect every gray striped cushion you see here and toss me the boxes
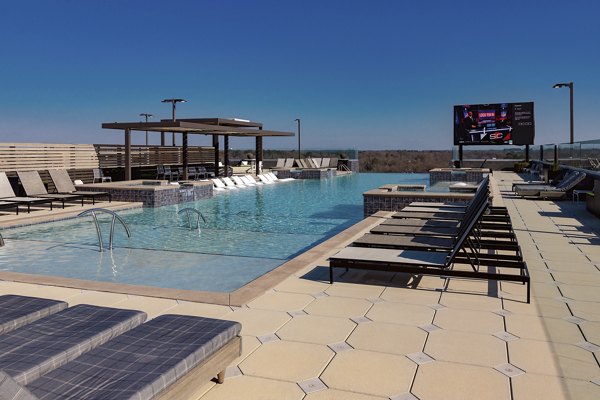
[0,371,38,400]
[28,314,241,400]
[0,295,67,335]
[0,304,146,385]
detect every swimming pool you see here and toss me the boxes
[0,173,428,292]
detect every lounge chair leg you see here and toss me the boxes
[329,266,334,284]
[217,371,225,384]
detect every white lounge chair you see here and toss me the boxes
[231,176,247,187]
[244,175,263,185]
[258,174,274,184]
[211,179,226,190]
[221,177,238,189]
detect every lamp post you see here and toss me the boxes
[139,113,153,146]
[295,118,301,159]
[161,98,187,146]
[552,82,574,144]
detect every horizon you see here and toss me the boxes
[0,0,598,150]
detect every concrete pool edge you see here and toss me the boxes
[0,212,390,306]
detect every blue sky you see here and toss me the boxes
[0,0,598,150]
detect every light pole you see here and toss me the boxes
[161,98,187,146]
[295,118,301,160]
[139,113,153,146]
[552,82,574,144]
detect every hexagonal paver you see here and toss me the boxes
[505,313,582,343]
[512,372,600,400]
[321,350,416,398]
[509,339,598,380]
[433,307,504,334]
[325,282,385,299]
[276,314,356,345]
[227,308,291,336]
[425,330,507,366]
[239,340,333,382]
[201,375,304,400]
[413,361,509,400]
[380,287,441,305]
[247,291,315,312]
[274,278,331,295]
[439,292,502,312]
[304,296,372,318]
[366,302,435,326]
[305,388,388,400]
[347,321,427,355]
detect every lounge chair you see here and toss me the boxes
[283,158,294,168]
[329,191,530,302]
[274,158,285,168]
[3,314,241,400]
[0,172,53,213]
[221,177,238,189]
[0,295,67,335]
[48,169,111,205]
[197,166,209,179]
[328,157,339,169]
[514,170,586,199]
[321,158,331,168]
[0,304,146,385]
[258,174,274,184]
[92,168,112,183]
[0,200,19,215]
[17,171,85,208]
[244,175,263,185]
[231,176,247,187]
[267,172,294,182]
[211,178,226,190]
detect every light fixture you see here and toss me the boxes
[552,82,574,144]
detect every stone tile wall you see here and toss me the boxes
[364,192,470,217]
[78,183,213,207]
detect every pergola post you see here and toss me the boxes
[213,135,220,177]
[255,136,263,176]
[124,128,132,180]
[224,135,230,177]
[182,132,188,180]
[161,132,165,146]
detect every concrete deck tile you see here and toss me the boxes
[112,295,177,319]
[529,282,562,298]
[346,321,427,355]
[439,292,502,311]
[551,271,600,286]
[325,282,385,299]
[509,339,598,380]
[569,301,600,322]
[200,375,305,400]
[541,251,591,263]
[504,296,570,318]
[226,308,291,337]
[380,287,441,304]
[444,277,497,294]
[433,308,504,334]
[239,340,333,382]
[276,314,356,345]
[560,284,600,302]
[246,291,315,312]
[512,373,600,400]
[168,300,232,318]
[544,260,598,274]
[425,330,507,366]
[505,313,583,343]
[366,301,435,326]
[274,277,330,295]
[580,321,600,345]
[321,349,416,398]
[412,361,509,400]
[0,281,81,300]
[67,290,129,306]
[305,388,387,400]
[304,296,372,318]
[234,335,261,365]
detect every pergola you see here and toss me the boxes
[102,118,294,180]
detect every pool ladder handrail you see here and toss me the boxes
[178,208,206,230]
[78,208,131,252]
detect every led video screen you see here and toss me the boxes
[454,102,535,145]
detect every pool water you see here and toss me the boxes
[0,173,428,292]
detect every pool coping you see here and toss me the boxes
[0,211,389,306]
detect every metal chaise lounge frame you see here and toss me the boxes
[0,172,53,213]
[512,168,576,192]
[514,170,586,198]
[329,185,530,303]
[17,170,85,208]
[48,169,111,205]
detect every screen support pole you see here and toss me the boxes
[458,145,463,168]
[525,145,530,162]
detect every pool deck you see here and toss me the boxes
[1,171,599,399]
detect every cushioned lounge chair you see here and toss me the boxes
[0,295,67,335]
[48,169,111,205]
[211,178,226,190]
[511,169,576,192]
[0,172,53,213]
[0,304,146,385]
[284,158,294,168]
[21,314,242,400]
[221,177,238,189]
[514,171,586,198]
[231,176,247,187]
[17,171,84,208]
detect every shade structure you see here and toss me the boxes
[102,118,294,180]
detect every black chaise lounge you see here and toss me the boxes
[17,171,84,208]
[0,311,242,400]
[514,170,587,199]
[0,172,53,213]
[48,169,111,204]
[329,183,530,302]
[0,295,67,335]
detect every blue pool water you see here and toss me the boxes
[0,173,428,292]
